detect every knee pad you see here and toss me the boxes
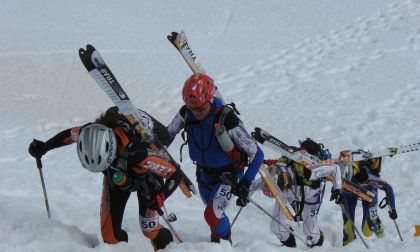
[151,227,173,250]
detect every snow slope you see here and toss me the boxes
[1,0,420,251]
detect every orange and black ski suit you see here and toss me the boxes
[40,108,182,250]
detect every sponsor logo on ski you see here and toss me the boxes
[185,43,197,61]
[100,68,127,100]
[143,160,172,175]
[268,138,293,153]
[168,179,176,190]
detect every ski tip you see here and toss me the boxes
[78,48,85,56]
[251,128,265,144]
[78,44,96,72]
[167,32,179,48]
[167,35,175,42]
[86,44,95,51]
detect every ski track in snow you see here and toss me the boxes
[219,0,420,148]
[215,2,420,250]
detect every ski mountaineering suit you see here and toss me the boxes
[167,97,264,240]
[28,107,181,250]
[340,151,397,245]
[263,157,342,247]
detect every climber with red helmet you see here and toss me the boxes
[167,73,264,243]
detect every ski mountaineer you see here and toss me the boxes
[262,138,343,248]
[166,73,264,243]
[28,106,184,251]
[339,150,398,245]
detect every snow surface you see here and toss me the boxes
[1,0,420,251]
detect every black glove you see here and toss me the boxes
[28,139,47,159]
[233,180,251,207]
[388,208,398,220]
[330,189,343,204]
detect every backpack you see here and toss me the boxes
[180,103,249,172]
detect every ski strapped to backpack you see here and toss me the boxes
[252,127,320,167]
[167,30,225,103]
[78,44,197,198]
[168,30,248,163]
[167,30,296,219]
[252,127,374,202]
[347,143,420,162]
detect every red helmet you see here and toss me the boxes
[182,73,215,109]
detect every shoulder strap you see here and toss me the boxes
[214,103,241,131]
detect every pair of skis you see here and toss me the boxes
[252,128,376,202]
[345,144,420,162]
[253,128,420,166]
[78,45,197,200]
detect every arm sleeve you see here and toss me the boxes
[166,111,186,146]
[308,164,342,189]
[374,179,397,210]
[228,126,264,184]
[150,116,171,147]
[44,127,81,151]
[43,122,92,152]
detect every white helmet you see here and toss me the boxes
[77,124,117,172]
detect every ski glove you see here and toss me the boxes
[28,139,47,159]
[148,193,166,211]
[233,180,251,207]
[388,208,398,220]
[330,189,343,204]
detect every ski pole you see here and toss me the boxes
[320,181,326,204]
[217,174,244,229]
[383,198,403,241]
[340,202,369,249]
[248,198,308,247]
[36,158,51,219]
[157,208,182,243]
[230,207,244,229]
[163,205,177,222]
[376,180,403,241]
[385,184,403,241]
[230,179,262,229]
[392,218,403,241]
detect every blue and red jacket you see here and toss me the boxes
[167,98,263,184]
